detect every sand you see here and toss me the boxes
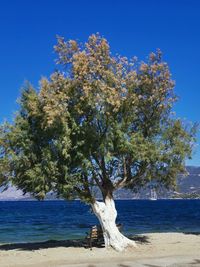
[0,233,199,267]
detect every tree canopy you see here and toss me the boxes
[0,33,196,202]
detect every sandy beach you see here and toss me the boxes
[0,232,199,267]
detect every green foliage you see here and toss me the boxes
[0,34,197,202]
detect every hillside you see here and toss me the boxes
[115,166,200,199]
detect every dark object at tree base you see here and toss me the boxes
[85,224,122,250]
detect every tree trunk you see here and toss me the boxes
[91,197,137,251]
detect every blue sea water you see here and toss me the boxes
[0,199,199,244]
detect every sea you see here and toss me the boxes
[0,199,199,244]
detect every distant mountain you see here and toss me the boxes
[0,187,57,201]
[114,166,200,199]
[0,166,200,200]
[0,187,31,201]
[145,166,200,199]
[175,166,200,198]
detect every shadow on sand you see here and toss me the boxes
[183,232,200,236]
[0,235,149,251]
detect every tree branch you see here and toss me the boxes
[114,161,148,189]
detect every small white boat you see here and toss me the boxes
[150,189,157,200]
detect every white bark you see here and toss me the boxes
[91,197,137,251]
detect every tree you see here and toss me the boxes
[0,34,196,251]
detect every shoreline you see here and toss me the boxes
[0,232,199,267]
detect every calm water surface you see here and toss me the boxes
[0,199,199,243]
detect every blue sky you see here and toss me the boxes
[0,0,199,165]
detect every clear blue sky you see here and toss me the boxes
[0,0,199,165]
